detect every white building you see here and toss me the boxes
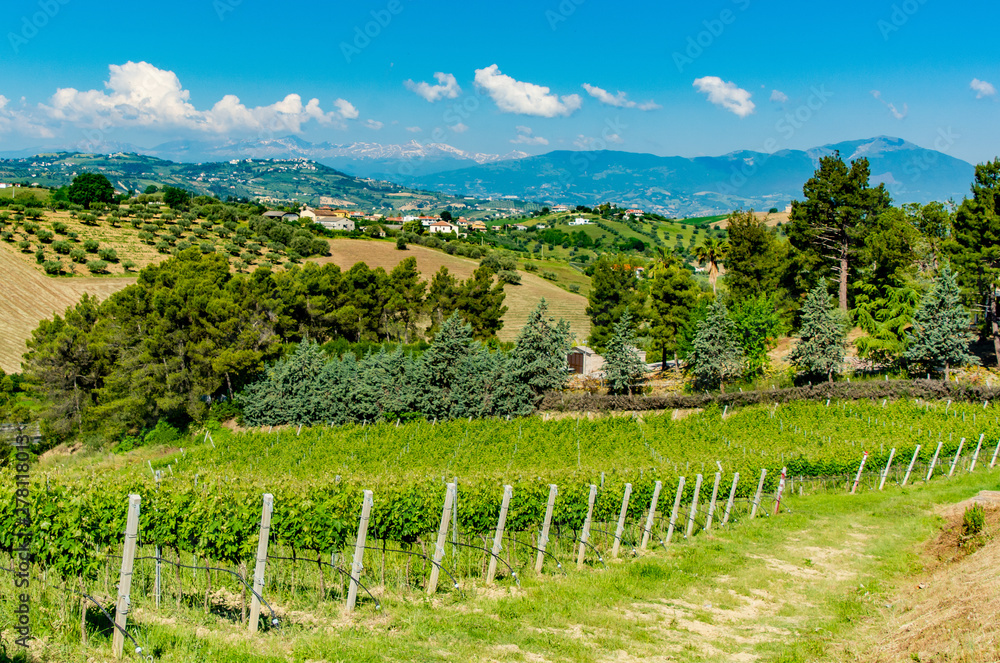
[568,218,591,226]
[428,221,457,234]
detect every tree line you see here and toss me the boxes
[22,250,509,442]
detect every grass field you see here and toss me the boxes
[311,239,591,343]
[0,242,134,373]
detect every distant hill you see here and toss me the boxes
[0,152,470,211]
[408,136,977,216]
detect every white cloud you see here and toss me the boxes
[450,122,469,133]
[40,61,358,134]
[510,125,548,146]
[364,119,384,130]
[692,76,755,117]
[404,72,462,103]
[0,95,54,138]
[871,90,908,119]
[770,89,788,103]
[581,83,660,110]
[406,126,422,133]
[474,64,582,117]
[606,133,624,144]
[971,78,996,99]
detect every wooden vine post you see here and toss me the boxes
[346,490,373,611]
[925,440,944,481]
[640,480,662,549]
[535,484,558,572]
[721,472,739,526]
[878,448,896,491]
[948,437,965,477]
[969,434,985,472]
[611,483,632,558]
[773,467,787,515]
[750,469,767,519]
[112,495,141,659]
[685,474,703,539]
[705,472,722,530]
[248,493,274,634]
[576,484,598,568]
[990,438,1000,469]
[851,452,868,494]
[427,482,456,595]
[486,485,513,584]
[665,477,685,543]
[902,445,921,486]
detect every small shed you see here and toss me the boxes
[567,346,604,375]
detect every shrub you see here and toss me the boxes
[144,419,181,446]
[98,247,119,262]
[84,239,99,253]
[542,271,558,281]
[36,230,53,243]
[396,236,407,250]
[42,260,62,275]
[52,221,67,234]
[17,240,30,252]
[23,222,38,234]
[199,241,215,254]
[176,240,192,251]
[568,283,581,293]
[70,248,87,263]
[523,262,538,272]
[0,231,13,242]
[34,248,45,264]
[155,240,170,253]
[86,260,108,274]
[498,269,521,285]
[52,241,71,254]
[963,503,986,537]
[122,260,137,272]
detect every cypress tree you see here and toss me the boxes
[602,311,647,396]
[788,284,847,382]
[686,301,744,392]
[903,265,978,380]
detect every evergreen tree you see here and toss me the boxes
[903,265,978,380]
[67,172,116,210]
[602,310,647,395]
[785,153,892,311]
[456,266,508,341]
[649,256,700,369]
[724,209,786,302]
[418,312,479,419]
[426,267,461,337]
[239,340,330,426]
[947,158,1000,366]
[505,299,571,399]
[788,284,847,382]
[586,253,641,352]
[686,301,744,392]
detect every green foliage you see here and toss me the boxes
[724,209,785,302]
[686,301,744,392]
[498,269,521,284]
[67,172,115,210]
[788,285,847,382]
[83,239,99,253]
[586,254,641,352]
[853,282,919,367]
[730,294,782,379]
[903,265,978,379]
[963,503,986,537]
[504,299,571,407]
[85,260,108,274]
[163,186,191,209]
[603,310,646,395]
[649,255,700,368]
[785,152,892,311]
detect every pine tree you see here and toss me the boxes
[686,301,744,392]
[903,265,978,380]
[586,254,641,352]
[239,340,330,426]
[603,311,646,395]
[505,299,572,398]
[788,284,847,382]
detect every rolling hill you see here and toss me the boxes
[409,136,977,216]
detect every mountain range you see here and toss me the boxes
[0,136,977,217]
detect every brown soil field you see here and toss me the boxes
[0,242,135,373]
[311,239,591,343]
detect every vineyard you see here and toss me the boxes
[3,397,1000,660]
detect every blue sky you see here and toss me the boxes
[1,0,998,163]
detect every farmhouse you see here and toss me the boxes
[469,220,488,231]
[315,215,355,231]
[568,218,590,226]
[428,221,457,234]
[263,210,300,222]
[624,208,644,217]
